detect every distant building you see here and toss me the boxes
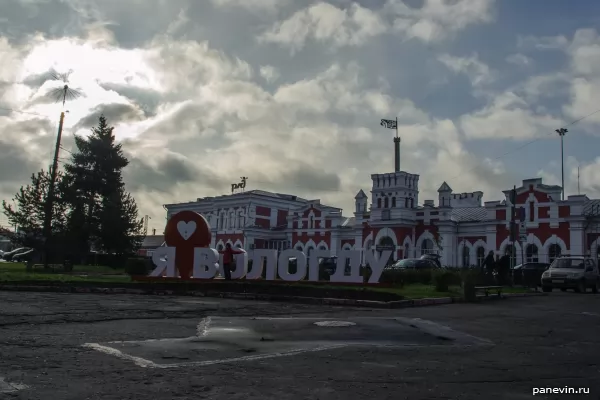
[0,234,12,252]
[163,157,600,268]
[137,235,165,257]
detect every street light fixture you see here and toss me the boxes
[555,128,568,201]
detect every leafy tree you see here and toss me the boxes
[63,115,144,257]
[2,169,68,250]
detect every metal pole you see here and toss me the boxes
[510,186,516,270]
[561,134,564,200]
[556,128,568,201]
[42,111,66,267]
[578,165,580,195]
[394,117,400,172]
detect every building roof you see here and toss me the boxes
[450,207,488,222]
[339,217,355,227]
[438,182,452,192]
[584,200,600,216]
[354,189,367,199]
[168,190,313,207]
[246,190,310,202]
[140,235,165,248]
[538,183,562,191]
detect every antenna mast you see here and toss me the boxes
[578,165,580,195]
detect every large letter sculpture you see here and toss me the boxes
[164,210,212,279]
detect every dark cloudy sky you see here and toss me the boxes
[1,0,600,231]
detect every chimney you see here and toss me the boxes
[152,228,156,235]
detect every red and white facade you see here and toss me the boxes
[164,175,600,268]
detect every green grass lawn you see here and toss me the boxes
[0,262,125,275]
[0,266,532,300]
[0,271,131,283]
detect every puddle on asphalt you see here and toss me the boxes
[83,316,493,369]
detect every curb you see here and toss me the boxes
[0,284,545,309]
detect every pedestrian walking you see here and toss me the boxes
[219,243,244,280]
[497,253,511,285]
[481,250,496,274]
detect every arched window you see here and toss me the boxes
[306,247,314,257]
[392,197,396,207]
[238,213,245,229]
[309,216,314,229]
[476,247,486,268]
[229,212,235,229]
[295,246,303,252]
[404,243,410,259]
[217,244,224,251]
[219,214,224,230]
[421,239,434,256]
[410,198,414,208]
[377,198,382,208]
[549,244,561,264]
[235,243,242,248]
[526,244,539,263]
[462,246,470,268]
[318,245,327,250]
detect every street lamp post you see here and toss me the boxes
[555,128,568,201]
[42,71,82,267]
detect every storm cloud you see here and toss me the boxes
[1,0,599,231]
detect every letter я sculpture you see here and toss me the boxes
[164,210,212,279]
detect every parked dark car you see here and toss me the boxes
[318,256,351,277]
[419,253,441,268]
[388,258,439,270]
[513,262,550,286]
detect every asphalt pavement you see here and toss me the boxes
[0,291,599,399]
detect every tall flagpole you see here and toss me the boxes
[380,118,401,172]
[394,117,400,172]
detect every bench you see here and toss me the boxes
[474,285,503,297]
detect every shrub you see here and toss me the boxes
[433,270,460,292]
[125,257,150,276]
[380,268,433,286]
[361,265,372,283]
[460,269,484,286]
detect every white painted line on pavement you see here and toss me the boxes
[82,343,157,368]
[153,344,349,369]
[0,377,28,393]
[581,312,600,317]
[83,341,348,369]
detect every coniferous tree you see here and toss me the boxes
[2,169,68,250]
[63,115,144,257]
